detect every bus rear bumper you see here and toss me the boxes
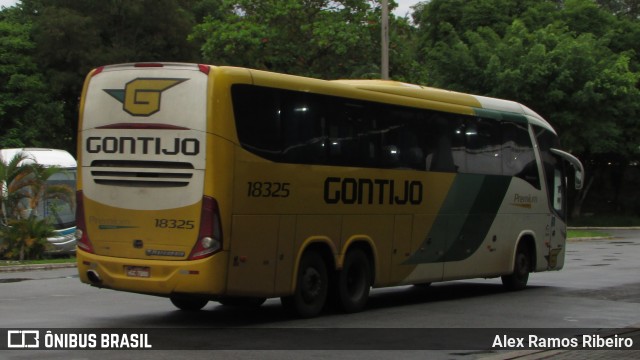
[76,249,228,297]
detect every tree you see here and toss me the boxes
[191,0,427,80]
[414,0,640,217]
[0,216,54,261]
[0,151,72,260]
[7,0,204,153]
[1,0,424,156]
[191,0,380,78]
[597,0,640,18]
[0,152,31,225]
[0,7,65,149]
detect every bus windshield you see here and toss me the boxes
[37,168,77,230]
[1,148,78,255]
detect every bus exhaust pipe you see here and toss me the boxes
[87,270,102,284]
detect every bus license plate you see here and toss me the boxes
[125,266,150,278]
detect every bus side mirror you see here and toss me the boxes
[573,169,584,190]
[550,148,584,190]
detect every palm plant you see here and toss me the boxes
[23,163,74,221]
[0,152,32,225]
[0,151,72,260]
[1,216,55,260]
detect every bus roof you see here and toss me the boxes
[0,148,77,168]
[332,79,555,134]
[87,63,557,135]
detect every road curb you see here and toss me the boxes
[568,226,640,230]
[0,262,76,273]
[567,236,614,242]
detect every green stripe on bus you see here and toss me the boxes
[441,175,511,262]
[405,174,512,264]
[473,108,528,124]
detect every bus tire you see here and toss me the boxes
[501,243,531,291]
[281,251,328,318]
[334,249,371,313]
[170,295,208,311]
[218,296,267,308]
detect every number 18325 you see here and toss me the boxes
[247,181,291,198]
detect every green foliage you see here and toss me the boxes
[191,0,381,78]
[190,0,422,80]
[596,0,640,19]
[413,0,640,217]
[0,216,54,261]
[0,151,72,260]
[0,8,65,149]
[414,0,640,159]
[1,0,204,154]
[0,152,31,224]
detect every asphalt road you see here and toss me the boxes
[1,229,639,359]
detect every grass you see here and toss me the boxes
[567,230,610,239]
[570,214,640,227]
[0,256,76,267]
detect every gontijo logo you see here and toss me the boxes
[104,78,187,116]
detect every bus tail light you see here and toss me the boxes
[188,196,222,260]
[198,64,211,74]
[91,66,105,77]
[75,191,95,254]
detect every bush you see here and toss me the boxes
[0,217,54,260]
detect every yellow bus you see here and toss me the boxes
[76,63,583,317]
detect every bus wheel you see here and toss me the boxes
[334,249,371,313]
[501,243,531,291]
[218,297,267,308]
[170,295,208,311]
[281,251,328,318]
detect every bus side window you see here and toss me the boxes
[502,122,540,188]
[233,85,284,161]
[280,92,326,164]
[326,100,379,168]
[424,115,461,173]
[465,117,501,175]
[383,108,425,171]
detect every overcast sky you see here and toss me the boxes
[0,0,15,9]
[2,0,423,17]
